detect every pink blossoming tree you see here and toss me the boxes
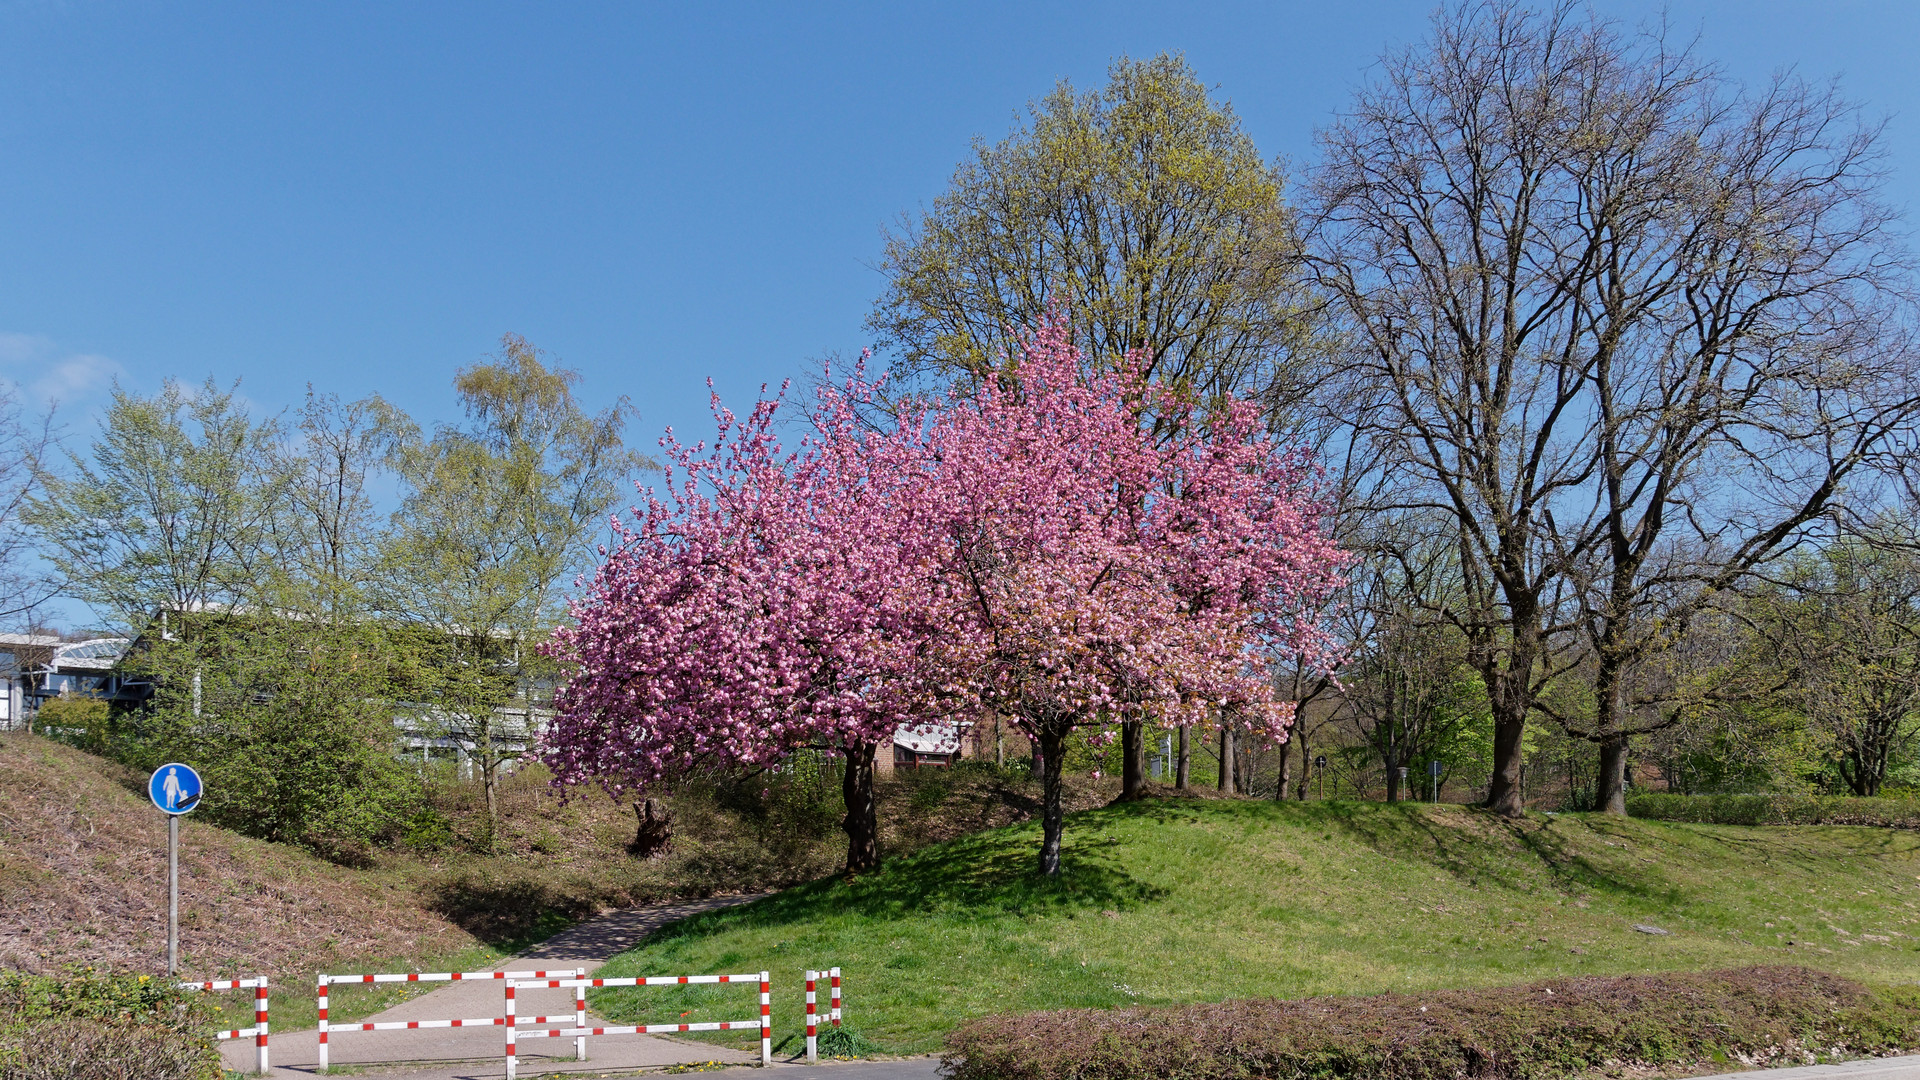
[540,370,953,873]
[544,315,1346,878]
[922,317,1347,874]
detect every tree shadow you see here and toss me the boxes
[645,813,1168,946]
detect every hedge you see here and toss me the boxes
[0,968,221,1080]
[943,967,1920,1080]
[1626,793,1920,828]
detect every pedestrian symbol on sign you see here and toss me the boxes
[148,762,202,815]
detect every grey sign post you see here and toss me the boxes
[148,763,203,975]
[1428,759,1443,803]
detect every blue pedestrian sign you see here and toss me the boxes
[148,762,203,815]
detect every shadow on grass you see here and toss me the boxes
[647,816,1167,946]
[422,869,600,947]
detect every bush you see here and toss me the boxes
[1627,792,1920,828]
[32,695,113,755]
[0,968,222,1080]
[942,967,1920,1080]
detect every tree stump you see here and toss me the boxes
[629,798,673,859]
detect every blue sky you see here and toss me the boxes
[4,1,1918,626]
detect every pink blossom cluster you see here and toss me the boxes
[540,364,947,798]
[541,314,1348,803]
[920,316,1347,751]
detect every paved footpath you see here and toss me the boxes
[1683,1058,1920,1080]
[228,893,778,1077]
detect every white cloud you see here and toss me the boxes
[0,332,124,415]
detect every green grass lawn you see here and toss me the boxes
[588,798,1920,1056]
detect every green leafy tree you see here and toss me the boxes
[1741,532,1920,796]
[271,389,415,618]
[26,379,286,632]
[128,612,422,858]
[33,384,427,855]
[380,335,645,841]
[872,53,1311,412]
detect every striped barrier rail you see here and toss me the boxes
[504,972,770,1079]
[803,967,842,1062]
[315,967,585,1071]
[178,976,268,1075]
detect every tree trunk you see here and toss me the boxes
[1175,726,1190,789]
[1385,752,1400,803]
[1038,727,1067,877]
[1217,723,1234,793]
[481,760,500,850]
[1119,719,1147,800]
[841,740,880,874]
[1273,738,1291,802]
[1589,663,1633,815]
[630,797,673,858]
[1483,704,1527,817]
[1595,734,1630,815]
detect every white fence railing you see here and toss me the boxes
[315,967,585,1070]
[504,972,770,1078]
[179,976,268,1075]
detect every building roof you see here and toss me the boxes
[48,638,130,672]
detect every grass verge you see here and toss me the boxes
[1628,793,1920,828]
[943,966,1920,1080]
[587,798,1920,1055]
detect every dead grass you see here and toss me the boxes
[0,733,483,984]
[0,732,1113,987]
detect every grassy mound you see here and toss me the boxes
[588,798,1920,1055]
[405,758,1114,944]
[944,967,1920,1080]
[0,734,494,1027]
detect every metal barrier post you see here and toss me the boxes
[805,969,818,1061]
[316,973,329,1072]
[831,966,841,1027]
[254,977,270,1074]
[504,979,518,1080]
[573,966,587,1061]
[759,971,771,1065]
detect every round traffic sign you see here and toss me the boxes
[148,762,203,815]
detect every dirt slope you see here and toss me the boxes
[0,733,479,979]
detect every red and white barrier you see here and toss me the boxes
[179,976,269,1075]
[504,972,771,1079]
[804,966,843,1062]
[315,967,585,1071]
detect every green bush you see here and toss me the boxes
[943,967,1920,1080]
[32,695,114,755]
[1627,792,1920,828]
[0,968,222,1080]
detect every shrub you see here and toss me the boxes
[942,967,1920,1080]
[1627,792,1920,828]
[32,695,113,755]
[0,968,222,1080]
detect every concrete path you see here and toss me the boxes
[228,893,772,1077]
[1680,1058,1920,1080]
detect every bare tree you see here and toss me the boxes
[1307,0,1920,815]
[0,389,58,627]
